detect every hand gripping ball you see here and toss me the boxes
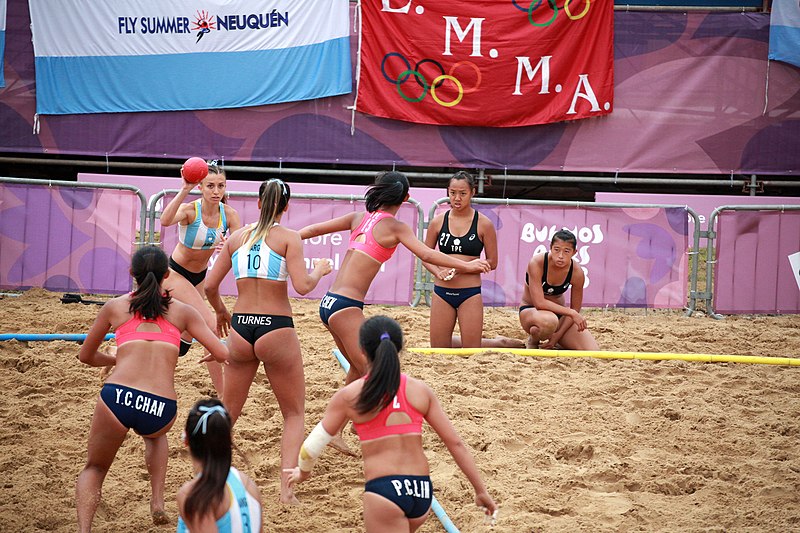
[182,157,209,183]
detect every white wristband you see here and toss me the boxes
[298,422,334,472]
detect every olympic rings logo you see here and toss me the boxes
[512,0,591,27]
[381,53,482,108]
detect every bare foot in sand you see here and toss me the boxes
[486,336,525,349]
[327,434,357,457]
[525,326,542,350]
[451,336,525,349]
[525,326,541,349]
[151,509,169,526]
[280,469,301,506]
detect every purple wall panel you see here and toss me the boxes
[778,219,800,311]
[0,183,137,294]
[597,193,800,230]
[1,3,797,176]
[159,195,419,304]
[9,173,800,313]
[755,216,780,308]
[156,193,686,307]
[2,177,690,307]
[454,205,688,308]
[714,211,800,313]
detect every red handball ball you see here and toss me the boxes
[182,157,209,184]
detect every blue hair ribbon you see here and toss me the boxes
[192,405,227,436]
[268,178,289,199]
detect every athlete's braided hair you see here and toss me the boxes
[551,229,577,249]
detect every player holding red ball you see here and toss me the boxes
[182,157,209,183]
[159,159,242,395]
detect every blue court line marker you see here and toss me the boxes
[0,333,114,342]
[332,349,461,533]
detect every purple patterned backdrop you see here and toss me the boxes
[464,205,689,308]
[714,210,800,313]
[597,193,800,229]
[166,201,689,307]
[8,177,800,314]
[1,3,798,175]
[158,195,421,305]
[157,197,688,307]
[1,180,688,308]
[0,183,137,293]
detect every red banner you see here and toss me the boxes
[356,0,614,127]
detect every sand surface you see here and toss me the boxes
[1,289,799,532]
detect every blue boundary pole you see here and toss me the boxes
[0,333,114,342]
[332,349,461,533]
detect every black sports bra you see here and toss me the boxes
[525,252,573,296]
[437,211,484,257]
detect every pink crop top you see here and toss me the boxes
[353,374,424,442]
[349,211,397,264]
[115,314,181,347]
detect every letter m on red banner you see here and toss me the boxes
[356,0,614,127]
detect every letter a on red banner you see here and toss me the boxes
[356,0,614,127]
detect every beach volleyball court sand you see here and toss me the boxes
[1,289,799,531]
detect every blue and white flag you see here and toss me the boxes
[0,0,7,88]
[28,0,351,114]
[770,0,800,69]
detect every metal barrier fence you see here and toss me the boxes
[0,177,148,294]
[1,176,148,245]
[705,205,800,318]
[1,176,798,316]
[414,198,700,315]
[147,189,427,304]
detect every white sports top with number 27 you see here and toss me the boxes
[231,225,288,282]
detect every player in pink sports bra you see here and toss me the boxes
[348,210,398,263]
[286,316,497,532]
[351,373,424,441]
[76,246,228,532]
[300,171,491,455]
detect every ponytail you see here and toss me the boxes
[183,398,232,523]
[129,246,171,319]
[356,316,403,414]
[365,171,409,213]
[245,179,291,250]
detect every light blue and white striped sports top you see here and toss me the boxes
[178,200,229,250]
[176,467,261,533]
[232,226,288,282]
